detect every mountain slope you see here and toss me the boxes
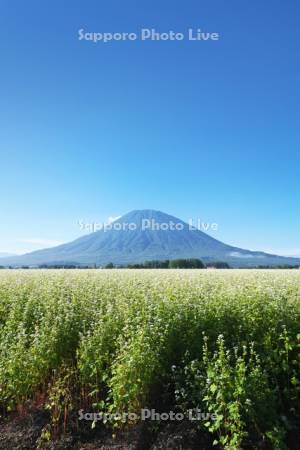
[2,210,300,267]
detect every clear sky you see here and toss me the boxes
[0,0,300,256]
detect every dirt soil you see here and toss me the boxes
[0,410,214,450]
[1,409,299,450]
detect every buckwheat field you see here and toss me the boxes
[0,269,300,449]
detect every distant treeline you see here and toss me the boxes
[1,260,300,269]
[125,259,230,269]
[1,259,229,269]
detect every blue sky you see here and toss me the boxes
[0,0,300,256]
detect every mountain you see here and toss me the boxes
[1,210,300,267]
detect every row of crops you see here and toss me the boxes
[0,269,300,449]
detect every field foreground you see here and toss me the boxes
[0,269,300,449]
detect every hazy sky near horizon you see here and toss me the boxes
[1,0,300,256]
